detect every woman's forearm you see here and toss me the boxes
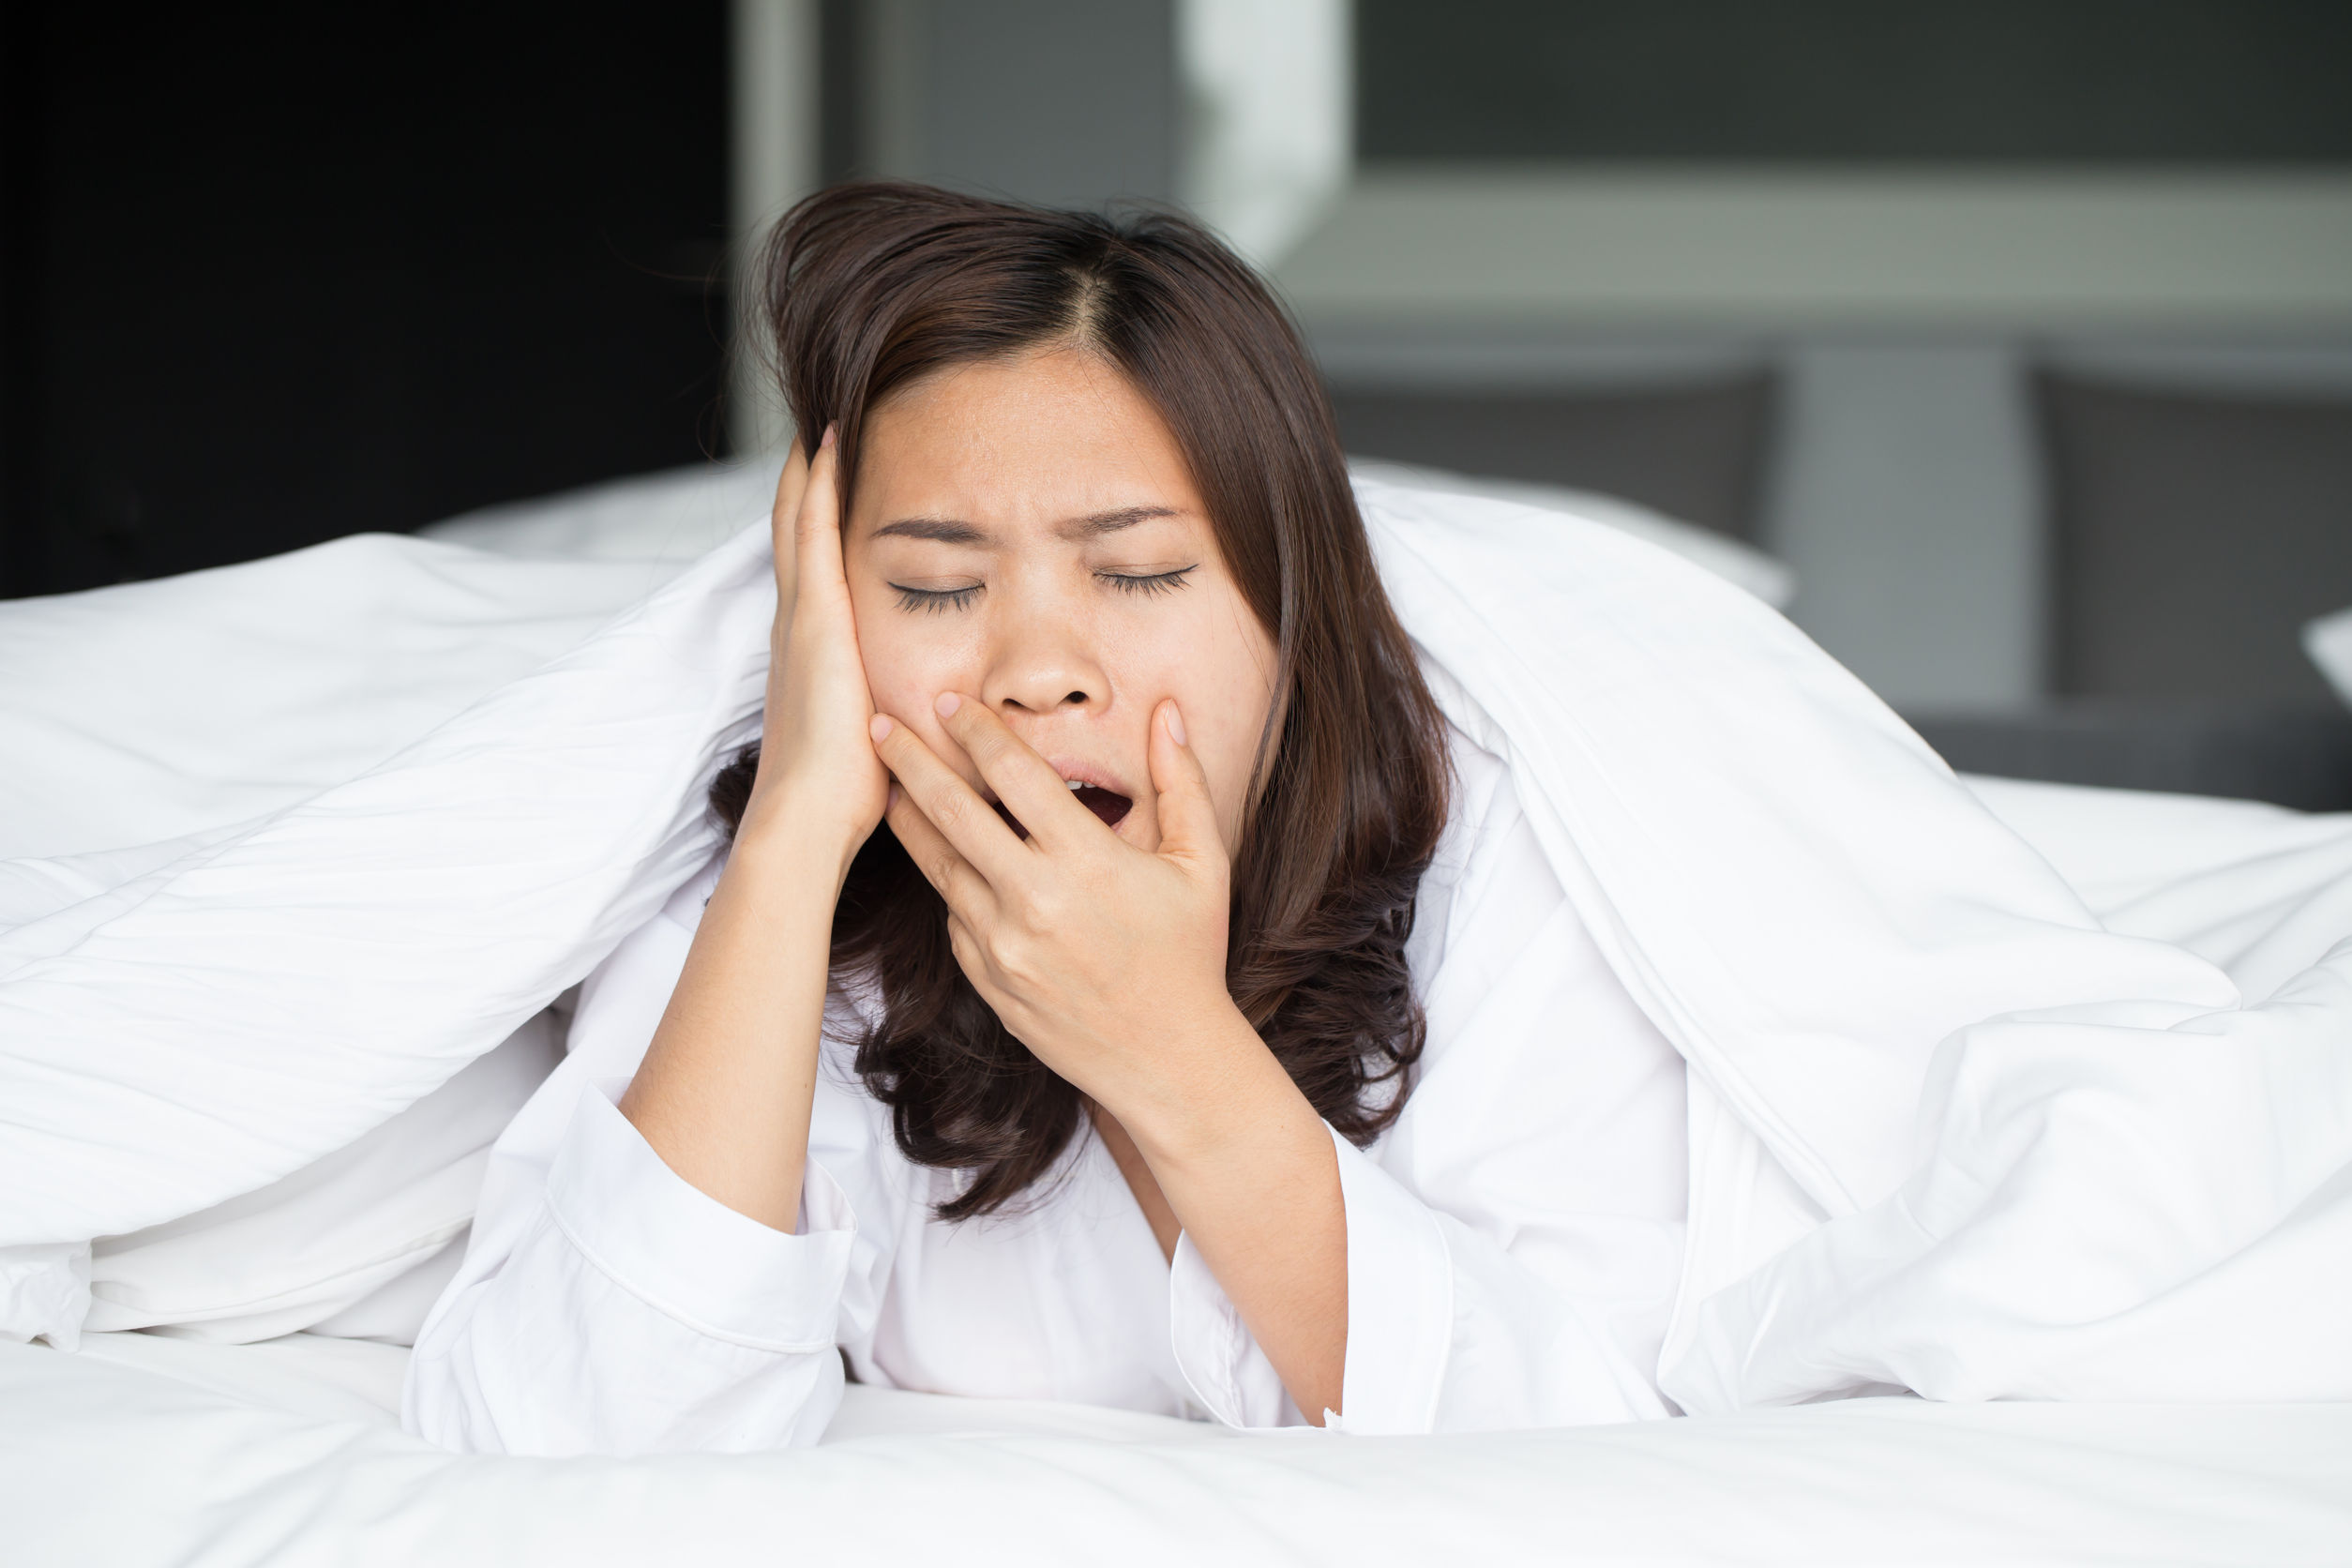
[616,792,860,1233]
[1120,1014,1349,1425]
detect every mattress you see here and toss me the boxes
[8,1334,2349,1566]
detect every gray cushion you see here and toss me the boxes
[2041,373,2352,708]
[1911,706,2352,813]
[1328,376,1774,540]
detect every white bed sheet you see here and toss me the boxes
[8,1335,2347,1567]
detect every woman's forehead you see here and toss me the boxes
[852,350,1203,534]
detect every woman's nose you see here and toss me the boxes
[981,630,1108,716]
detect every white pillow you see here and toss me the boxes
[1346,459,1796,609]
[418,460,786,564]
[2306,606,2352,708]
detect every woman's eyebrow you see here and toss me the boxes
[1056,505,1181,541]
[873,518,987,545]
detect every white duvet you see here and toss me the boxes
[5,469,2352,1560]
[7,472,2352,1414]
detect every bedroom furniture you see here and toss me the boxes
[1912,706,2352,814]
[2041,372,2352,711]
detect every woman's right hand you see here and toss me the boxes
[620,426,873,1231]
[741,427,887,865]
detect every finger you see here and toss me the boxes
[942,911,993,997]
[769,437,810,539]
[869,712,1030,887]
[884,776,999,928]
[792,427,848,602]
[768,437,810,601]
[1148,700,1226,872]
[932,693,1100,853]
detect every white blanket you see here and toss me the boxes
[5,477,2350,1415]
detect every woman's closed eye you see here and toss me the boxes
[891,582,982,614]
[1096,565,1197,597]
[888,565,1198,614]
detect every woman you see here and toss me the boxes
[405,184,1687,1454]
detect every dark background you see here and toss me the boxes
[0,3,730,599]
[11,2,2347,602]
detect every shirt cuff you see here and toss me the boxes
[1324,1125,1455,1434]
[542,1080,856,1353]
[1168,1123,1455,1434]
[1168,1228,1290,1428]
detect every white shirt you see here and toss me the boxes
[403,729,1688,1455]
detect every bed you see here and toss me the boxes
[8,1331,2351,1566]
[5,464,2349,1565]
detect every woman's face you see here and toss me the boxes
[845,347,1278,854]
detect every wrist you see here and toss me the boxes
[734,777,869,887]
[1112,1003,1306,1174]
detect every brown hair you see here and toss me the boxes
[713,182,1450,1219]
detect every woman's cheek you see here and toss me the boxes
[855,605,942,713]
[861,648,991,790]
[1178,697,1254,850]
[1175,639,1277,849]
[861,659,941,749]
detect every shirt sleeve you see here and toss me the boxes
[402,862,906,1456]
[1166,1114,1670,1434]
[1167,737,1688,1434]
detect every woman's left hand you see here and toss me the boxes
[869,695,1245,1129]
[876,693,1349,1424]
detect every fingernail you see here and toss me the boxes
[870,714,894,742]
[1165,702,1186,746]
[820,423,837,448]
[934,692,961,718]
[887,783,901,811]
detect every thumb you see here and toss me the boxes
[1149,701,1224,872]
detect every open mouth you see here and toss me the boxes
[990,782,1133,839]
[1070,782,1133,830]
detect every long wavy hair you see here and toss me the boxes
[711,182,1451,1220]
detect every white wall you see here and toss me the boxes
[1274,170,2352,326]
[857,0,1179,209]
